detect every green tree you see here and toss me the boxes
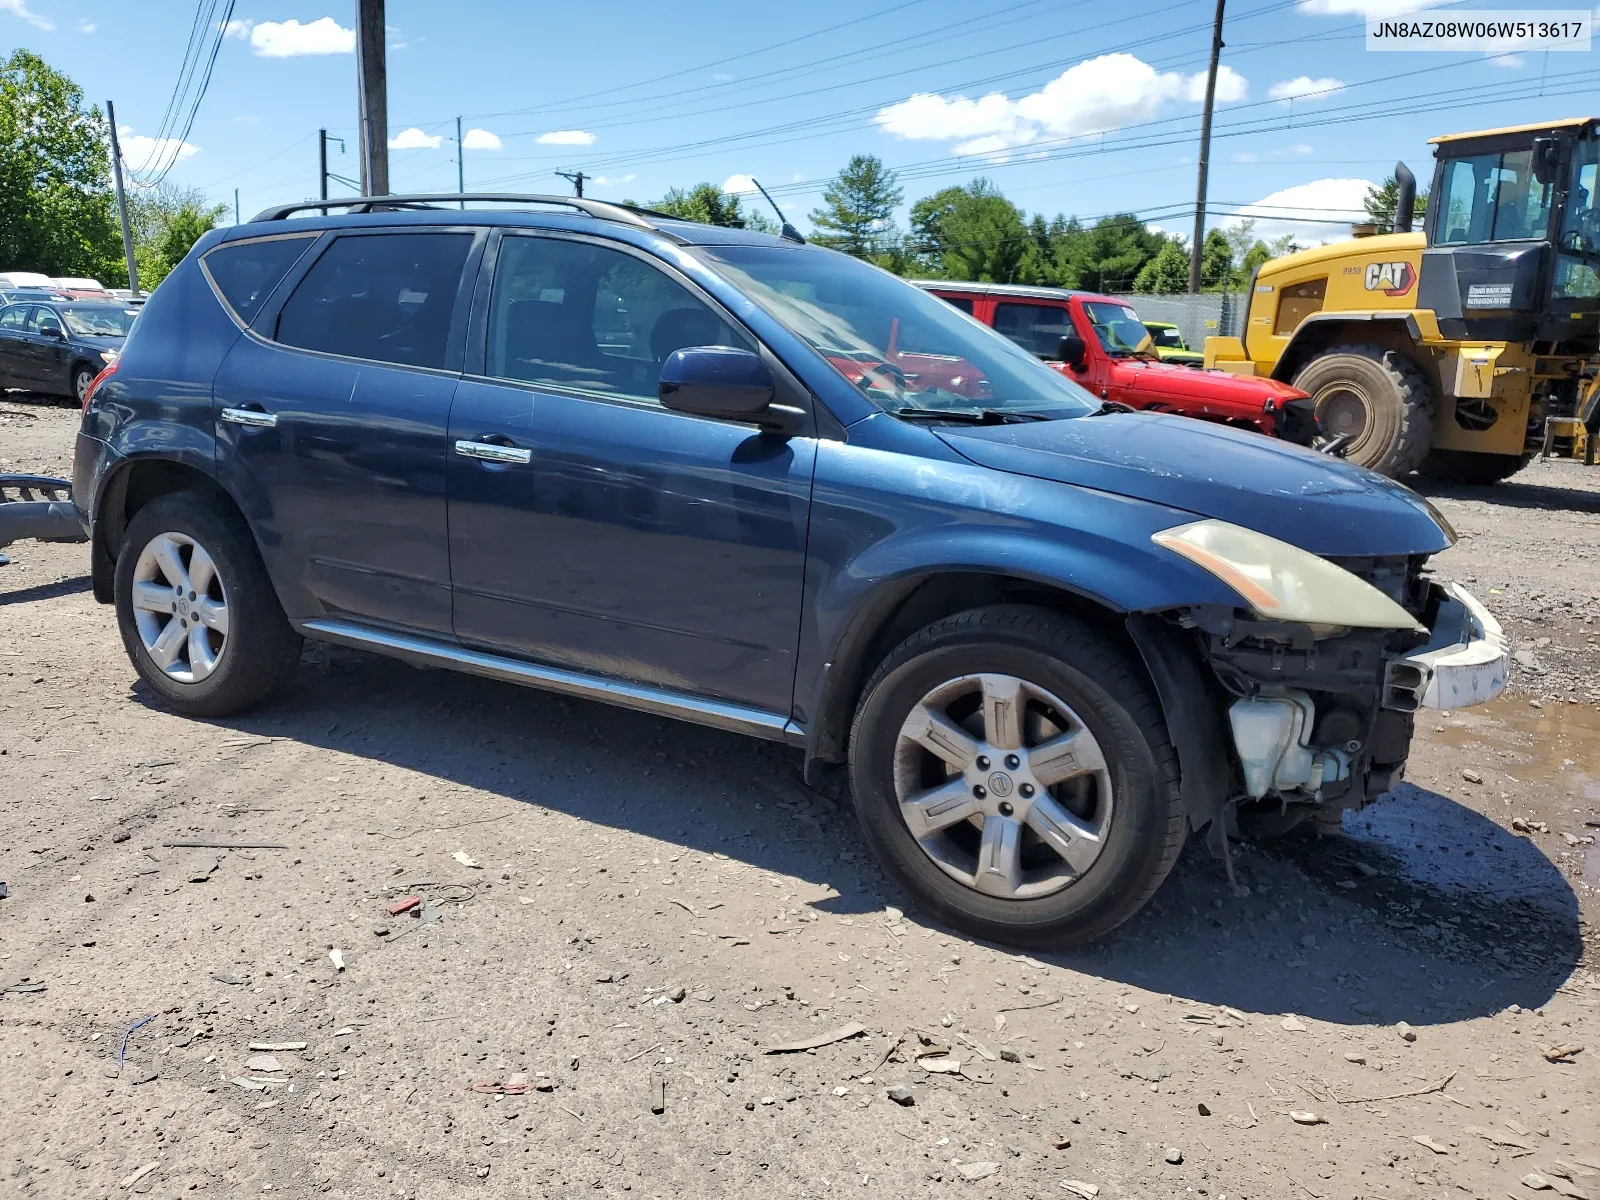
[907,179,1029,282]
[1131,240,1191,293]
[1050,214,1167,291]
[125,183,226,287]
[652,183,766,229]
[1240,240,1274,278]
[1200,228,1236,289]
[0,49,122,280]
[1363,175,1428,232]
[809,154,903,259]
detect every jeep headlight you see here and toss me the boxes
[1153,519,1424,631]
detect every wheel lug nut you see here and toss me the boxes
[998,801,1014,816]
[189,591,197,601]
[1019,783,1035,798]
[1004,754,1020,770]
[975,755,990,770]
[972,785,987,799]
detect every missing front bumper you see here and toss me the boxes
[1390,582,1509,711]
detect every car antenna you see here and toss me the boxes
[750,178,805,244]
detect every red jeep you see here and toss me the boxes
[914,282,1317,444]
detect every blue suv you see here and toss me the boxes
[74,194,1508,946]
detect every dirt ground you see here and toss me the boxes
[2,399,1597,1200]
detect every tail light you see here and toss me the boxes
[83,360,118,411]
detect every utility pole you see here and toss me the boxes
[456,116,465,208]
[234,188,240,224]
[105,100,139,297]
[355,0,388,195]
[1188,0,1226,293]
[556,169,587,198]
[320,128,329,201]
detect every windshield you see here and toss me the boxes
[59,305,135,337]
[1556,136,1600,299]
[1435,148,1554,244]
[692,245,1097,418]
[1146,325,1184,348]
[1083,302,1155,356]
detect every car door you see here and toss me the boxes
[212,228,482,635]
[446,230,816,717]
[22,304,68,390]
[0,305,31,388]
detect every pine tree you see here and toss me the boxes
[1131,240,1191,294]
[808,155,903,258]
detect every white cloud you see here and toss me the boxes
[1228,177,1375,243]
[462,128,501,150]
[536,130,596,146]
[120,134,201,173]
[1297,0,1445,13]
[1289,142,1314,155]
[592,173,635,186]
[713,71,734,82]
[1268,76,1345,103]
[875,54,1248,154]
[248,17,355,57]
[1233,152,1260,163]
[1486,52,1524,67]
[221,17,253,38]
[0,0,53,30]
[77,18,96,33]
[389,127,442,150]
[721,173,759,196]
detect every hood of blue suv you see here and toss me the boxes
[935,411,1454,559]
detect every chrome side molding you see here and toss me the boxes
[299,618,804,745]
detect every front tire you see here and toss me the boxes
[71,363,96,405]
[114,491,302,717]
[1293,345,1433,477]
[847,605,1185,948]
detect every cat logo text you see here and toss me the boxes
[1363,261,1415,297]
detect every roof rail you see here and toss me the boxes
[248,193,661,230]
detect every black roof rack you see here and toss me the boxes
[249,193,664,230]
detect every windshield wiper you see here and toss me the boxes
[1088,399,1135,416]
[892,407,1052,425]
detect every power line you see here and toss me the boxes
[134,0,237,185]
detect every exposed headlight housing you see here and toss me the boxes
[1153,519,1424,631]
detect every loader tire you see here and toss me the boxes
[1416,449,1531,486]
[1293,345,1434,478]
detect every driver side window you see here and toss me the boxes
[486,236,753,405]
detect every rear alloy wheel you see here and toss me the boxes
[72,364,96,405]
[1293,344,1433,478]
[848,605,1185,948]
[114,492,302,716]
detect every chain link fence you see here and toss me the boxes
[1103,292,1244,351]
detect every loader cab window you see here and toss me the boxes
[1436,149,1553,245]
[1554,136,1600,300]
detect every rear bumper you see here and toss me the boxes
[1405,582,1510,710]
[0,475,87,550]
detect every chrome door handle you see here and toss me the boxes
[454,439,531,465]
[220,407,278,429]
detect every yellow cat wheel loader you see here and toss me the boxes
[1206,118,1600,484]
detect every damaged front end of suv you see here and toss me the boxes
[1135,518,1508,843]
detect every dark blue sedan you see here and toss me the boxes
[0,299,134,402]
[72,194,1507,946]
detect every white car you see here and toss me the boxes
[52,276,107,291]
[0,271,54,289]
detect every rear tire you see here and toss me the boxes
[846,605,1185,948]
[114,491,302,717]
[1293,345,1433,478]
[1416,449,1530,486]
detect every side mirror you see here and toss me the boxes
[38,320,63,339]
[659,346,802,434]
[1056,334,1087,370]
[1532,137,1560,187]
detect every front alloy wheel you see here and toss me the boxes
[130,531,231,682]
[895,673,1112,899]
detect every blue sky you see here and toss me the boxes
[4,0,1597,243]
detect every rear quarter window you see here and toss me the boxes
[203,234,319,325]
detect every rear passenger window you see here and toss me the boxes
[993,302,1076,359]
[203,235,318,324]
[275,233,473,370]
[0,307,26,330]
[486,235,752,403]
[936,295,974,315]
